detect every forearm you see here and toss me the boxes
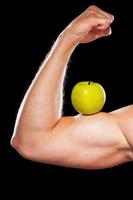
[12,5,114,138]
[14,32,77,134]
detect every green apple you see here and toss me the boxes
[71,81,106,115]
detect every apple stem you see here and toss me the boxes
[88,81,91,85]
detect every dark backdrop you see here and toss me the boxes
[1,0,133,196]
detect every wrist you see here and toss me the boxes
[48,31,78,60]
[57,29,79,51]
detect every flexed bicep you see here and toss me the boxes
[21,113,130,169]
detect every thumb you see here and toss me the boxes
[98,26,112,37]
[80,26,112,43]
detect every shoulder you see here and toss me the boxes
[110,105,133,130]
[111,105,133,151]
[110,105,133,116]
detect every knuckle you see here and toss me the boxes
[111,15,115,21]
[89,5,97,10]
[88,9,95,15]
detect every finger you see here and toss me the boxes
[80,26,112,43]
[103,26,112,36]
[88,5,114,23]
[96,9,114,25]
[91,14,110,30]
[87,5,114,27]
[96,26,112,37]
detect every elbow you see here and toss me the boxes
[10,136,22,154]
[127,148,133,162]
[10,135,35,161]
[10,136,18,150]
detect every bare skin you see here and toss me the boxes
[11,5,133,169]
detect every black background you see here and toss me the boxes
[1,0,133,196]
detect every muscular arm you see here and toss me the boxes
[11,5,133,169]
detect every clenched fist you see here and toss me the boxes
[64,5,114,44]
